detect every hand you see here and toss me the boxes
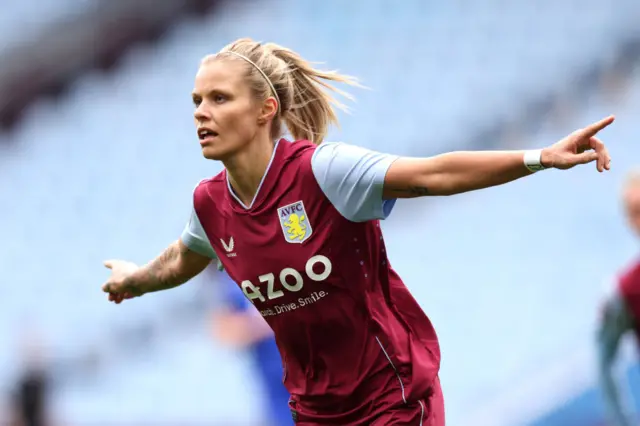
[541,115,614,172]
[102,259,142,304]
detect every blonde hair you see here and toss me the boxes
[204,38,360,145]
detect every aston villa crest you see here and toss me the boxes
[277,201,312,244]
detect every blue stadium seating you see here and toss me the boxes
[0,0,99,52]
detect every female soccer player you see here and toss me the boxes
[102,38,613,425]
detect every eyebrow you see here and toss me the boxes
[193,88,233,99]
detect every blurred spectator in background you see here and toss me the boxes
[597,169,640,426]
[8,331,52,426]
[206,264,293,426]
[10,368,49,426]
[5,328,101,426]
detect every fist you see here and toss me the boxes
[102,259,141,304]
[541,115,614,171]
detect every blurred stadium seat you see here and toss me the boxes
[2,0,640,424]
[0,0,98,51]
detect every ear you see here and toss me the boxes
[257,97,278,124]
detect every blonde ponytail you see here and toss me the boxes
[267,45,359,144]
[214,38,361,145]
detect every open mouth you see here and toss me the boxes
[198,127,219,141]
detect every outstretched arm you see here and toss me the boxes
[383,115,614,198]
[598,294,634,426]
[102,240,211,303]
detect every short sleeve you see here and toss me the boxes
[311,142,398,222]
[180,208,217,259]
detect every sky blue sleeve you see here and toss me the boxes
[311,142,399,222]
[597,291,634,426]
[180,208,217,259]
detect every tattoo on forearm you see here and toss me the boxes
[125,242,186,293]
[148,243,184,290]
[409,186,430,196]
[395,186,431,196]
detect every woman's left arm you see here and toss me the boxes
[383,115,614,198]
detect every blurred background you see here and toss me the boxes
[2,0,640,425]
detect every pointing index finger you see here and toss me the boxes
[584,115,615,136]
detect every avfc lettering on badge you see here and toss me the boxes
[278,201,312,244]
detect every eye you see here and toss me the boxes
[192,96,202,107]
[214,94,227,104]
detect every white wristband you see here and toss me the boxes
[524,149,546,173]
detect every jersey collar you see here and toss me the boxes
[226,139,281,210]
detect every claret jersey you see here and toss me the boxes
[182,139,441,424]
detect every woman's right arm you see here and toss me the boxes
[103,189,218,303]
[102,202,217,302]
[102,239,211,302]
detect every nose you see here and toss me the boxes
[194,103,210,122]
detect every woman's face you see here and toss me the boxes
[192,59,263,161]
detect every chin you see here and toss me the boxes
[201,146,227,161]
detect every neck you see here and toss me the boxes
[224,135,276,207]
